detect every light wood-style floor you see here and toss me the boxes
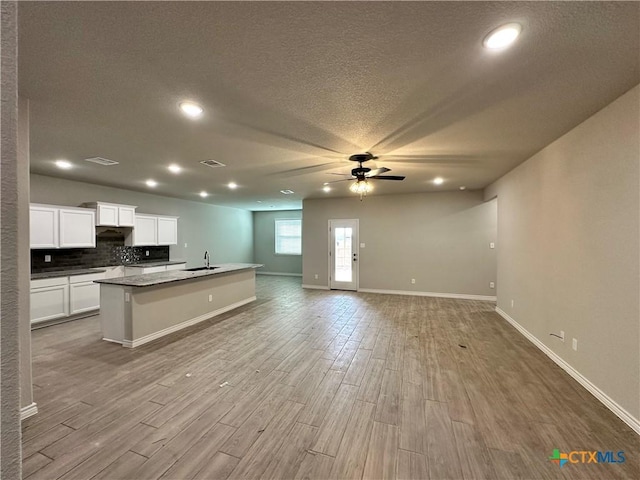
[23,276,638,479]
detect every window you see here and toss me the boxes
[275,219,301,255]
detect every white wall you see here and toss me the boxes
[30,174,254,267]
[303,190,497,297]
[485,85,640,425]
[253,210,302,275]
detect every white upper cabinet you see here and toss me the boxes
[30,205,59,249]
[126,214,178,246]
[132,215,158,246]
[84,202,137,227]
[118,206,136,227]
[157,216,178,245]
[30,204,95,249]
[59,208,96,248]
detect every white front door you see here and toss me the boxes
[329,219,358,291]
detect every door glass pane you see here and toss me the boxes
[334,227,352,282]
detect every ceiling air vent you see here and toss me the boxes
[85,157,119,166]
[200,160,226,168]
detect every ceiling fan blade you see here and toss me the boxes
[365,167,390,177]
[371,175,406,181]
[326,172,354,176]
[324,178,354,184]
[375,155,475,166]
[270,160,344,177]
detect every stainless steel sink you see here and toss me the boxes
[183,266,218,272]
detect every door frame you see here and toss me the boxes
[328,219,359,291]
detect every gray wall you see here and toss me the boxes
[485,85,639,421]
[30,175,254,267]
[1,2,22,476]
[302,191,497,296]
[253,210,302,275]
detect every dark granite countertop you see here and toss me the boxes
[125,260,187,268]
[95,263,262,287]
[31,268,107,280]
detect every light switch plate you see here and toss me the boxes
[360,243,365,248]
[44,255,51,262]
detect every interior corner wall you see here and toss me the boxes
[1,1,23,477]
[29,175,254,267]
[485,85,640,423]
[302,190,497,297]
[18,98,33,413]
[253,210,302,275]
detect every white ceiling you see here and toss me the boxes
[18,1,639,211]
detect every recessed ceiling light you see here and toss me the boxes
[256,200,262,203]
[146,179,157,187]
[228,182,237,190]
[280,189,294,195]
[323,182,329,186]
[168,164,182,174]
[459,186,466,190]
[179,101,203,119]
[199,191,208,198]
[323,186,331,193]
[433,177,444,185]
[55,160,73,170]
[483,23,522,50]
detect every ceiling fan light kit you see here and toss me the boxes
[349,179,373,200]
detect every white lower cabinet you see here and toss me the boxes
[165,263,186,271]
[30,272,105,325]
[102,266,125,278]
[31,282,69,324]
[124,263,185,275]
[69,273,104,315]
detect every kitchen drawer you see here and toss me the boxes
[69,272,105,284]
[31,276,68,289]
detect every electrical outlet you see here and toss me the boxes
[314,274,319,280]
[489,281,495,289]
[490,242,495,249]
[44,255,51,262]
[145,250,149,256]
[184,243,188,248]
[208,294,213,302]
[572,338,578,351]
[560,330,565,342]
[411,278,416,284]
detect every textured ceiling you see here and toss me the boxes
[18,1,640,211]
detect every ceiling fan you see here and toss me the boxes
[324,152,405,198]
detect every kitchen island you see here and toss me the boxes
[95,263,262,347]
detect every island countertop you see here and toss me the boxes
[95,263,262,287]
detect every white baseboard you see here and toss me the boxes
[495,307,640,435]
[302,284,330,290]
[358,288,496,302]
[257,272,302,277]
[122,296,257,348]
[21,402,38,420]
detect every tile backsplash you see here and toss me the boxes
[31,231,169,273]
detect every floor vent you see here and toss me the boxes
[200,160,226,168]
[85,157,119,166]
